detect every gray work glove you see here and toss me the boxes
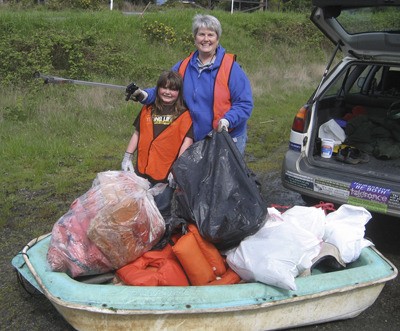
[129,88,148,102]
[217,118,229,132]
[121,152,134,172]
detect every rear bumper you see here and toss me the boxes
[282,149,400,217]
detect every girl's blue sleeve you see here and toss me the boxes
[143,87,156,105]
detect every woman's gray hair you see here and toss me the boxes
[192,14,222,39]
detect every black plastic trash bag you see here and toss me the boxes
[172,131,268,250]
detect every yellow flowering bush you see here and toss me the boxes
[142,21,177,46]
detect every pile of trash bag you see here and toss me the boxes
[226,204,373,291]
[46,131,373,291]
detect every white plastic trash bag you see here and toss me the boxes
[323,204,373,263]
[280,205,326,240]
[318,119,346,145]
[226,206,324,291]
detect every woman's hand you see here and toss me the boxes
[217,118,229,132]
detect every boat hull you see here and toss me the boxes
[12,234,397,331]
[53,284,384,331]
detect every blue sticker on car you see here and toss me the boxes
[289,141,301,152]
[347,182,391,213]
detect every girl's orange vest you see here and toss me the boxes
[137,105,192,182]
[178,52,236,129]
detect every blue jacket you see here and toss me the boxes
[144,45,253,141]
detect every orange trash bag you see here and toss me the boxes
[116,243,189,286]
[172,224,241,286]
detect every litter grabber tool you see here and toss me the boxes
[34,72,139,101]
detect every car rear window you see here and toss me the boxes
[337,7,400,35]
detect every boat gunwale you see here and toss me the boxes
[15,233,398,316]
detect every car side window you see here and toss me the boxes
[350,65,372,95]
[323,64,363,98]
[380,67,400,96]
[371,67,384,95]
[323,70,347,97]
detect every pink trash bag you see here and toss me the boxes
[47,171,165,277]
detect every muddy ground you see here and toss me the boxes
[2,171,400,330]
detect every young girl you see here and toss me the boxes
[122,70,193,217]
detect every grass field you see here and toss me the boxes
[0,7,333,233]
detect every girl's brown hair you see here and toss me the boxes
[153,71,186,117]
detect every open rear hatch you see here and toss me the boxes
[311,0,400,61]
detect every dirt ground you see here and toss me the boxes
[2,171,399,331]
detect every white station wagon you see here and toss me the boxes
[282,0,400,217]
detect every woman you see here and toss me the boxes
[131,14,253,155]
[122,70,193,217]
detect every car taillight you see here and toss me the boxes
[291,106,308,133]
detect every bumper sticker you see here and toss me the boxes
[348,182,391,213]
[289,141,301,152]
[314,179,349,199]
[284,171,314,190]
[388,192,400,210]
[349,182,391,203]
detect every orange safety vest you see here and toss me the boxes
[178,52,236,129]
[137,105,192,182]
